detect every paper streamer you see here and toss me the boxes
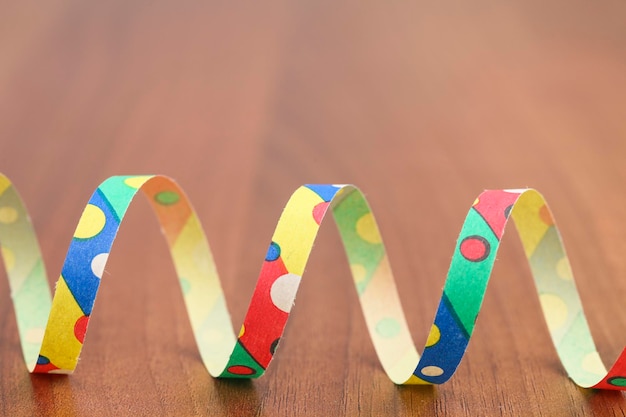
[1,174,626,390]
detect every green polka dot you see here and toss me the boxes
[180,278,191,295]
[609,377,626,387]
[375,317,401,339]
[155,191,180,205]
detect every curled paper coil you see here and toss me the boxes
[2,174,626,389]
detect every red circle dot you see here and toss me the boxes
[312,202,329,225]
[33,362,59,373]
[460,236,490,262]
[74,315,89,344]
[227,365,256,376]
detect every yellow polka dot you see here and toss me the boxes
[556,257,573,280]
[123,176,152,189]
[540,294,568,331]
[239,325,245,338]
[0,176,11,196]
[356,213,381,244]
[350,263,367,284]
[74,204,106,239]
[581,351,605,375]
[404,374,432,385]
[0,206,18,224]
[202,328,225,345]
[1,246,15,271]
[425,324,441,347]
[421,365,444,377]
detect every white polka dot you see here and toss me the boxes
[193,241,211,271]
[540,293,568,331]
[582,352,605,375]
[25,327,45,344]
[556,257,573,280]
[270,273,301,313]
[90,253,109,278]
[421,365,444,377]
[202,328,225,345]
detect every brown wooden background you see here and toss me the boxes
[1,1,626,416]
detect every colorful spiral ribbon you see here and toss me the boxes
[1,174,626,389]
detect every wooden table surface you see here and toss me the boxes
[1,1,626,416]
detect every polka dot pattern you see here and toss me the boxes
[63,190,122,315]
[90,253,108,279]
[421,366,444,377]
[540,293,568,331]
[375,318,401,339]
[1,246,15,271]
[265,242,281,262]
[0,173,622,390]
[155,191,180,205]
[312,202,329,225]
[270,273,301,313]
[73,204,106,239]
[581,352,604,375]
[270,338,280,355]
[608,377,626,387]
[227,365,256,376]
[556,257,573,280]
[425,325,440,348]
[33,355,59,373]
[0,206,18,224]
[356,213,382,244]
[74,316,89,344]
[179,277,191,295]
[539,204,554,225]
[459,235,490,262]
[123,176,152,189]
[350,263,367,284]
[25,327,45,344]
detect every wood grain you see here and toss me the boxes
[1,1,626,415]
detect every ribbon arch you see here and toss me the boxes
[1,174,625,389]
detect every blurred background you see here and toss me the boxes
[1,1,626,415]
[2,0,625,290]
